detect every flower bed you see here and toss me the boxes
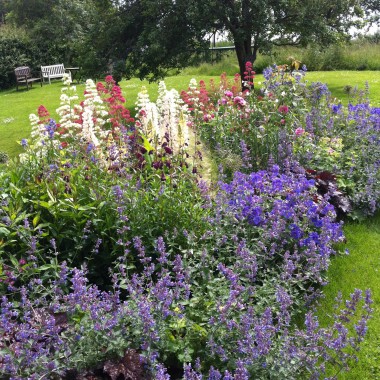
[0,69,375,379]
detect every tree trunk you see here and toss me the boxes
[234,38,257,91]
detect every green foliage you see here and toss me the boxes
[2,0,380,84]
[0,77,210,289]
[124,0,379,81]
[192,40,380,75]
[1,0,118,81]
[0,26,37,89]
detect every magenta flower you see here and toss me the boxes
[278,105,289,114]
[234,96,246,107]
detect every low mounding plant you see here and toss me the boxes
[0,232,372,379]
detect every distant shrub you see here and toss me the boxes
[0,34,32,89]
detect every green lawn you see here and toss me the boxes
[1,71,380,378]
[305,71,380,106]
[316,213,380,379]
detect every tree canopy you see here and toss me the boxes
[125,0,380,80]
[1,0,379,82]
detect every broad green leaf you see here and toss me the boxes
[32,215,40,227]
[34,200,52,209]
[46,187,56,203]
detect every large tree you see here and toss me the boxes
[124,0,380,81]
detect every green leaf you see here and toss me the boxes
[140,133,154,152]
[0,227,10,237]
[9,254,19,268]
[34,200,52,209]
[32,214,40,227]
[46,187,56,203]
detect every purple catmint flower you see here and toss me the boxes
[50,238,57,251]
[86,142,95,153]
[156,236,167,264]
[45,119,57,139]
[233,360,249,380]
[263,66,273,81]
[155,363,171,380]
[92,238,102,254]
[112,185,124,202]
[208,367,222,380]
[290,224,304,240]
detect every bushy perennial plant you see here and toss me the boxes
[0,68,375,379]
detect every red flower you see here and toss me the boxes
[105,75,115,85]
[38,105,49,118]
[278,105,289,114]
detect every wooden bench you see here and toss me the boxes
[14,66,43,91]
[41,64,68,84]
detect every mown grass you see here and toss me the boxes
[0,71,380,378]
[317,213,380,379]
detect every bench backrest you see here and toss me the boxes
[15,66,31,79]
[41,64,65,78]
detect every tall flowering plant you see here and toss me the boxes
[0,75,209,288]
[135,81,190,154]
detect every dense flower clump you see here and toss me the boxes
[217,165,344,288]
[0,67,376,379]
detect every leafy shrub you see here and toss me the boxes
[0,34,34,89]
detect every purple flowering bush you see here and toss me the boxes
[2,163,371,379]
[214,164,344,291]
